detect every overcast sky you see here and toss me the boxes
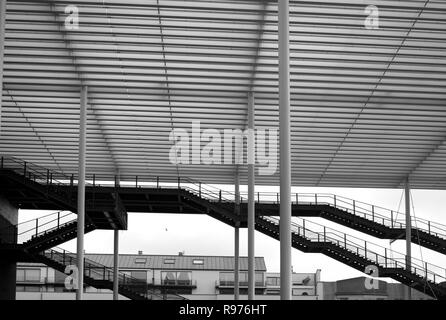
[19,186,446,282]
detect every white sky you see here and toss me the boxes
[19,186,446,282]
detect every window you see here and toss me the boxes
[26,269,41,282]
[164,259,175,264]
[255,272,264,286]
[16,269,25,282]
[219,272,263,286]
[238,272,248,286]
[177,272,192,286]
[134,258,146,264]
[266,277,280,286]
[162,271,176,285]
[131,271,147,281]
[192,259,204,265]
[219,272,235,286]
[161,271,192,286]
[16,269,40,282]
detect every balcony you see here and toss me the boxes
[216,280,266,289]
[149,279,197,290]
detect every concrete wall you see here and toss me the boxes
[0,196,18,225]
[0,195,18,300]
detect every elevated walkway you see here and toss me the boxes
[1,156,445,299]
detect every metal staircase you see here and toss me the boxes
[0,212,185,300]
[255,216,446,300]
[37,247,185,300]
[0,157,186,300]
[2,156,446,299]
[241,192,446,255]
[0,156,128,230]
[0,211,96,253]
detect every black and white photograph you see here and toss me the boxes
[0,0,445,315]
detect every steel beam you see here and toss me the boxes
[278,0,292,300]
[234,170,240,300]
[247,91,255,300]
[405,178,412,300]
[76,85,87,300]
[113,230,119,300]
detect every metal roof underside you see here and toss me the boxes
[1,0,446,189]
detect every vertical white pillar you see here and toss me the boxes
[0,0,6,124]
[113,230,119,300]
[405,178,412,300]
[247,91,255,300]
[278,0,292,300]
[76,85,88,300]
[234,170,240,300]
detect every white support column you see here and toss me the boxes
[278,0,292,300]
[234,170,240,300]
[0,0,6,123]
[405,178,412,300]
[76,85,87,300]
[247,91,255,300]
[113,170,120,300]
[113,230,119,300]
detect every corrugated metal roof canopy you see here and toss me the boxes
[1,0,446,188]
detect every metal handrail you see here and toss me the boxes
[239,191,446,239]
[0,211,76,245]
[40,247,187,300]
[2,156,446,283]
[260,215,446,285]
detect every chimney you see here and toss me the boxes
[138,250,143,255]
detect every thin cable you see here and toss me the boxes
[410,190,437,299]
[389,189,404,259]
[157,0,180,178]
[317,0,432,185]
[101,0,150,175]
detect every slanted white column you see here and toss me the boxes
[278,0,292,300]
[234,170,240,300]
[405,178,412,300]
[76,85,88,300]
[247,92,255,300]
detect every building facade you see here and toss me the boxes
[321,277,433,300]
[16,252,322,300]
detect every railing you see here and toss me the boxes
[0,211,76,245]
[157,279,198,287]
[3,155,445,242]
[1,156,128,228]
[260,216,446,285]
[240,191,446,241]
[3,155,446,277]
[217,280,265,287]
[0,156,75,201]
[40,247,187,300]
